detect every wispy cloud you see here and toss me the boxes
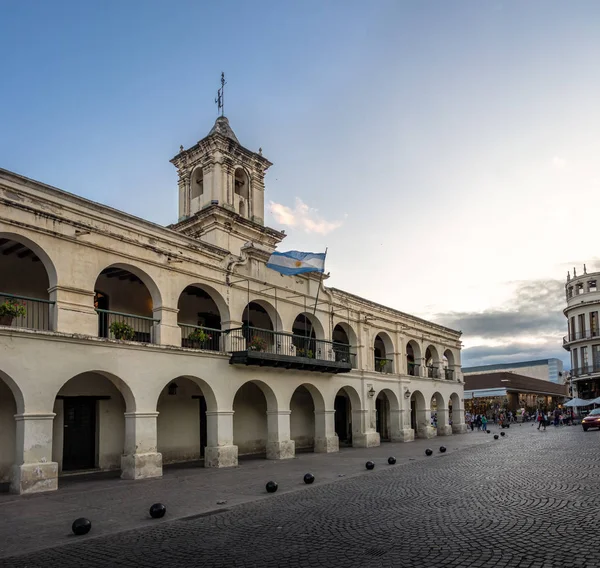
[268,198,345,235]
[433,279,568,367]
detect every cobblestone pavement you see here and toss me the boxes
[2,425,599,567]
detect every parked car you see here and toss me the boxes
[582,408,600,431]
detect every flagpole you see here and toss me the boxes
[312,248,328,317]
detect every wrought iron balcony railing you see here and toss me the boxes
[444,368,455,380]
[571,364,600,379]
[407,362,420,376]
[96,309,159,344]
[427,366,440,379]
[374,357,393,374]
[0,292,54,331]
[179,324,224,352]
[563,330,600,344]
[227,326,356,373]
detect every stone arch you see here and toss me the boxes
[0,371,21,485]
[449,392,464,432]
[0,231,58,290]
[332,321,358,347]
[425,345,441,378]
[291,312,325,340]
[374,331,394,373]
[443,348,457,380]
[241,299,283,333]
[406,339,422,376]
[376,388,400,442]
[52,371,134,472]
[290,383,326,452]
[232,380,278,457]
[431,391,450,435]
[333,385,361,446]
[190,165,204,200]
[410,389,430,438]
[156,376,218,464]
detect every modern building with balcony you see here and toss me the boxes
[563,266,600,400]
[0,115,465,495]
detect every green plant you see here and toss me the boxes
[248,335,267,352]
[377,359,388,372]
[297,348,314,358]
[188,328,212,344]
[0,298,27,319]
[109,321,135,341]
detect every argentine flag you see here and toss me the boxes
[266,250,326,276]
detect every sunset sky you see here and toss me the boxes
[2,1,600,367]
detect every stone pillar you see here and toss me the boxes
[416,406,437,439]
[11,413,58,494]
[205,411,238,468]
[436,407,452,436]
[153,306,180,347]
[121,412,162,480]
[314,410,339,452]
[266,410,295,460]
[222,319,244,352]
[389,408,414,442]
[49,286,97,336]
[452,402,468,434]
[352,409,380,447]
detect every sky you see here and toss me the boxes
[2,0,600,369]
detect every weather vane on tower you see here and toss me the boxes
[215,72,226,117]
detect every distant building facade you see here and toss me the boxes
[0,115,466,495]
[563,266,600,399]
[463,358,565,384]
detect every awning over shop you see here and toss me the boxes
[564,397,595,407]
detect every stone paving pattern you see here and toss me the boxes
[2,425,599,567]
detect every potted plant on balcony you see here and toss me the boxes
[109,321,135,341]
[297,348,314,359]
[248,335,267,352]
[188,327,213,349]
[0,298,27,326]
[377,359,388,373]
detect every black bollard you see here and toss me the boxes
[266,481,278,493]
[500,432,506,437]
[303,473,315,484]
[425,448,433,456]
[72,518,91,536]
[439,446,446,453]
[388,456,396,465]
[149,503,166,519]
[487,430,491,434]
[494,434,499,439]
[365,461,375,470]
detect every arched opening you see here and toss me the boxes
[0,374,19,491]
[410,390,428,437]
[0,235,54,331]
[406,340,421,376]
[334,386,361,446]
[234,168,250,218]
[290,385,316,452]
[376,391,391,441]
[332,323,356,367]
[450,392,462,431]
[292,313,325,358]
[178,285,227,351]
[443,349,456,380]
[374,333,394,373]
[94,265,158,343]
[238,300,280,353]
[157,376,216,464]
[425,346,440,378]
[233,381,274,457]
[52,372,132,473]
[191,166,204,200]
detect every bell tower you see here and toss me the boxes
[169,116,285,255]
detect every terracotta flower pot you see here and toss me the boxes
[0,315,14,326]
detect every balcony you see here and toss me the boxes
[0,292,54,331]
[427,366,440,379]
[374,357,393,374]
[563,330,600,350]
[407,362,420,377]
[228,326,355,373]
[444,368,455,380]
[571,364,600,379]
[96,309,159,344]
[180,324,224,351]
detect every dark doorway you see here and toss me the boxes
[63,397,97,471]
[199,396,207,458]
[410,399,417,431]
[334,395,350,445]
[376,396,390,441]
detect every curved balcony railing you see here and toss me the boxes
[0,292,54,331]
[374,357,393,374]
[563,330,600,344]
[571,364,600,379]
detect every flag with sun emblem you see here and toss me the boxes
[266,250,326,276]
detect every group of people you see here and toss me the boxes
[465,413,488,431]
[534,408,574,429]
[465,408,575,431]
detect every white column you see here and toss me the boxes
[390,408,414,442]
[204,410,238,468]
[452,401,468,434]
[48,286,97,336]
[121,412,162,480]
[153,306,181,347]
[314,410,339,452]
[436,407,452,436]
[266,410,295,460]
[352,408,380,448]
[416,405,437,439]
[11,413,58,494]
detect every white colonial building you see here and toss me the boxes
[563,266,600,399]
[0,116,465,495]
